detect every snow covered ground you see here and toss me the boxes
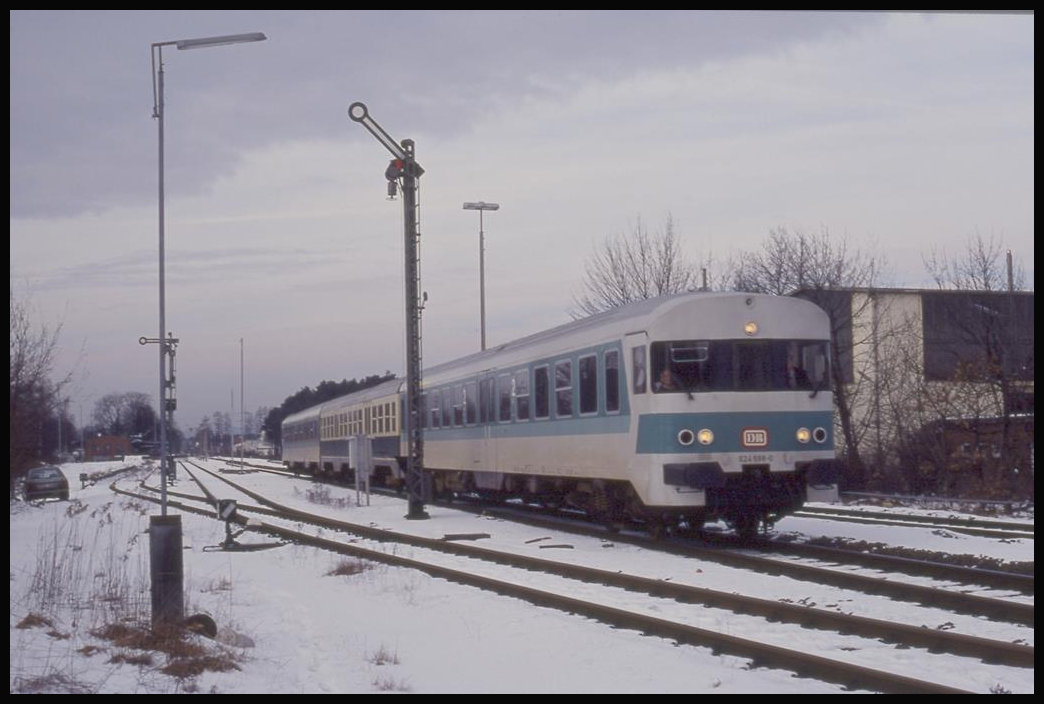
[9,458,1034,694]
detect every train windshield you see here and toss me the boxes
[650,339,830,393]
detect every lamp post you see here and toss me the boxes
[148,30,265,627]
[150,31,265,513]
[462,201,500,351]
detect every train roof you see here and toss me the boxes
[424,290,826,380]
[281,377,404,425]
[282,291,827,424]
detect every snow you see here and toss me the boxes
[9,458,1034,694]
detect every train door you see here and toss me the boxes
[478,374,497,472]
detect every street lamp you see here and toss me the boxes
[150,30,265,512]
[148,30,265,627]
[462,201,500,350]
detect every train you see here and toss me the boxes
[282,291,840,538]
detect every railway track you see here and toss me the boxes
[793,504,1034,540]
[110,460,1032,693]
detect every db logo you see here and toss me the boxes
[742,428,768,448]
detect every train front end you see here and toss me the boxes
[630,294,840,537]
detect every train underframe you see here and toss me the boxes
[426,464,811,540]
[288,457,819,541]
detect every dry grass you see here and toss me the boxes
[326,557,374,577]
[12,498,244,692]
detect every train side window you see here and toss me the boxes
[453,386,464,426]
[498,374,512,422]
[479,378,494,424]
[514,369,530,421]
[579,354,597,415]
[464,381,477,425]
[605,349,620,413]
[555,360,573,418]
[632,346,647,394]
[441,389,452,427]
[534,366,550,419]
[430,390,441,429]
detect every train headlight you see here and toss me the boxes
[744,321,758,336]
[813,427,828,444]
[796,427,811,444]
[677,429,696,446]
[697,428,714,446]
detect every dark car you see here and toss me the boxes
[23,465,70,501]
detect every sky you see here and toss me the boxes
[9,11,1035,435]
[9,458,1034,693]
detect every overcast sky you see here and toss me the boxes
[10,10,1034,435]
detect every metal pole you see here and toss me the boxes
[463,202,499,351]
[240,337,244,466]
[401,140,427,520]
[479,209,486,351]
[155,46,169,515]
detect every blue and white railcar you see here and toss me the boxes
[420,291,839,535]
[281,403,322,472]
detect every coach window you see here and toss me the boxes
[605,349,620,413]
[479,378,493,424]
[453,386,464,426]
[579,354,598,415]
[514,369,530,421]
[555,360,573,418]
[464,381,477,425]
[429,390,440,429]
[534,365,550,420]
[441,389,452,427]
[498,374,512,422]
[632,345,647,394]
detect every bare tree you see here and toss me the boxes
[923,229,1027,292]
[729,226,886,489]
[91,391,158,438]
[572,215,709,318]
[916,233,1033,498]
[9,287,72,491]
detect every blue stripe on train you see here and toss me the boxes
[636,411,833,454]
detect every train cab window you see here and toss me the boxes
[464,381,477,425]
[787,340,829,391]
[649,339,830,392]
[498,374,512,422]
[631,346,647,394]
[652,341,709,393]
[534,366,550,420]
[514,370,530,421]
[579,355,598,415]
[605,350,620,413]
[555,360,573,417]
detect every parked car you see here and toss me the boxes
[23,465,70,501]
